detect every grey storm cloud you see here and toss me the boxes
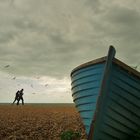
[0,0,140,79]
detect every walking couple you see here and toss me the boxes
[12,89,24,105]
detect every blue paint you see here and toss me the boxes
[71,63,105,135]
[71,47,140,140]
[71,59,140,140]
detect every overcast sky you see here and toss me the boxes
[0,0,140,103]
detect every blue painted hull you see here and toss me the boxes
[71,63,105,134]
[71,47,140,140]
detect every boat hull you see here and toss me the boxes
[71,46,140,140]
[71,62,105,134]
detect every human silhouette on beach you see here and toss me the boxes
[17,89,24,105]
[12,89,24,105]
[12,90,20,104]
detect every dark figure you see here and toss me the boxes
[12,90,20,104]
[17,89,24,105]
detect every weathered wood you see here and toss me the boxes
[88,46,116,140]
[114,59,140,79]
[71,50,140,79]
[71,57,106,77]
[71,46,140,140]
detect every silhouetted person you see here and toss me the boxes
[12,90,20,104]
[17,89,24,105]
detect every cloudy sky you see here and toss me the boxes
[0,0,140,103]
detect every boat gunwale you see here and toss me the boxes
[113,58,140,79]
[71,56,106,77]
[71,57,140,79]
[70,46,140,140]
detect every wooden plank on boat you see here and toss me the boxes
[70,46,140,140]
[88,45,116,140]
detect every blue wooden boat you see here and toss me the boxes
[71,46,140,140]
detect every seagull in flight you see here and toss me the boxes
[12,77,16,80]
[132,64,140,70]
[36,76,40,79]
[4,65,10,68]
[45,84,48,87]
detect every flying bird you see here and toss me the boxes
[36,76,40,79]
[4,65,10,68]
[12,77,16,80]
[132,64,140,70]
[45,84,48,87]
